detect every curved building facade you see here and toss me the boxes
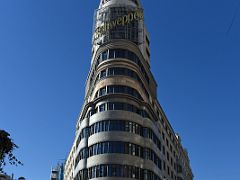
[64,0,193,180]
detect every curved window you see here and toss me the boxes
[96,102,150,118]
[76,128,89,147]
[95,49,149,84]
[89,120,142,136]
[95,85,143,100]
[75,141,162,172]
[76,120,162,155]
[88,141,143,157]
[74,165,162,180]
[95,67,149,98]
[88,141,162,170]
[75,147,88,168]
[74,169,88,180]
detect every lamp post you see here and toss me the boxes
[18,177,25,180]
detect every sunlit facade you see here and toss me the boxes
[65,0,193,180]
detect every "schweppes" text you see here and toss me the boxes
[94,9,144,40]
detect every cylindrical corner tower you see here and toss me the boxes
[64,1,193,180]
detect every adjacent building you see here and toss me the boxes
[51,163,64,180]
[65,0,193,180]
[0,174,11,180]
[0,174,25,180]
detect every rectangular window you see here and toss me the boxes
[128,51,135,61]
[112,165,117,177]
[109,49,115,59]
[104,142,109,153]
[114,67,124,75]
[102,50,108,61]
[99,87,106,96]
[129,122,133,133]
[125,122,130,132]
[99,104,105,112]
[124,166,129,177]
[115,49,126,58]
[114,102,124,110]
[108,68,114,75]
[143,128,148,138]
[107,102,114,110]
[126,104,134,112]
[100,70,106,78]
[107,86,114,94]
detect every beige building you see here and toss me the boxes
[65,0,193,180]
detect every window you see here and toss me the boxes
[96,85,143,100]
[102,50,108,61]
[109,49,115,59]
[115,49,125,58]
[77,120,164,166]
[114,102,124,110]
[95,49,150,84]
[94,67,149,99]
[108,68,114,75]
[107,102,114,110]
[107,86,114,94]
[100,70,106,78]
[99,104,105,112]
[99,87,106,96]
[86,164,161,179]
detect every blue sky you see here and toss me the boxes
[0,0,239,179]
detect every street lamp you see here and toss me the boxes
[18,177,25,180]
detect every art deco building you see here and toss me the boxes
[64,0,193,180]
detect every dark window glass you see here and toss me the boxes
[99,104,105,112]
[99,87,106,96]
[115,49,126,58]
[114,102,124,110]
[100,70,106,78]
[109,49,115,59]
[114,67,124,75]
[107,86,114,94]
[102,50,108,61]
[108,68,114,75]
[107,102,114,110]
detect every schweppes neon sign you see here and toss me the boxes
[94,8,144,40]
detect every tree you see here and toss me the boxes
[0,130,23,173]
